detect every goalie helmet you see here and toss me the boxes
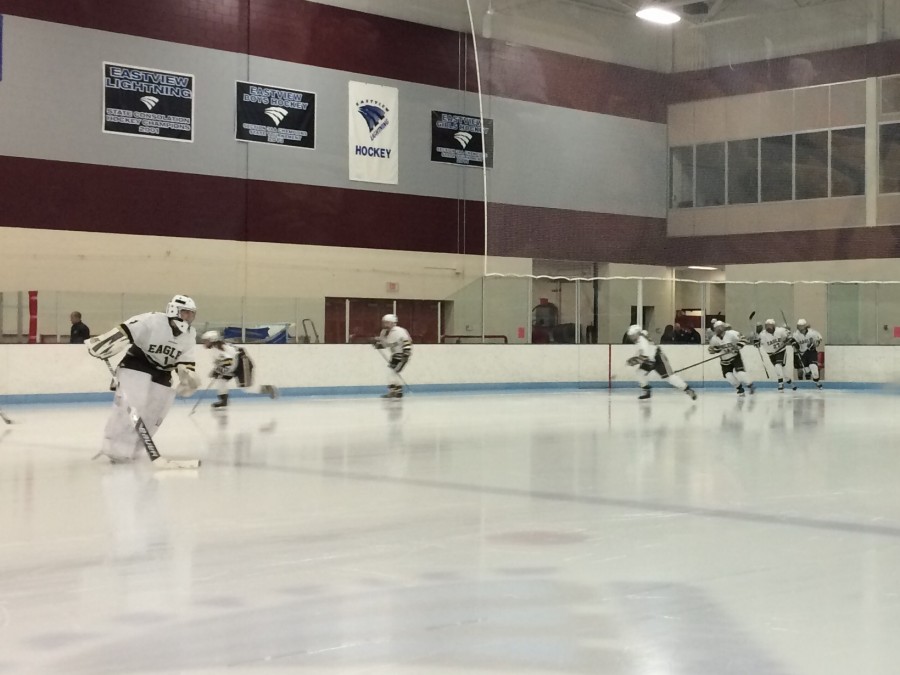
[166,295,197,332]
[797,318,809,332]
[382,314,398,326]
[201,330,220,344]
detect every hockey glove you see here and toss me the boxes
[175,364,200,397]
[626,356,641,366]
[389,353,409,372]
[372,339,385,349]
[639,360,656,373]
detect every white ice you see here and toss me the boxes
[2,388,900,674]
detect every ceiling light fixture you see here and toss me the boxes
[688,265,718,270]
[636,6,681,24]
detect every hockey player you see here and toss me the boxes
[708,320,755,396]
[373,314,412,398]
[758,319,794,391]
[86,295,201,463]
[791,319,824,389]
[200,330,278,408]
[625,325,697,401]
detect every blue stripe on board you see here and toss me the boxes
[1,380,897,405]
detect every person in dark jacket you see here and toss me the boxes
[69,311,90,344]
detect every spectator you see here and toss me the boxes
[532,320,551,344]
[69,311,90,344]
[660,324,676,344]
[677,322,701,344]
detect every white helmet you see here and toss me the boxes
[713,320,726,332]
[626,324,642,338]
[382,314,398,326]
[201,330,220,343]
[765,319,775,326]
[797,318,809,331]
[166,295,197,332]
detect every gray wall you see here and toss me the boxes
[0,15,667,219]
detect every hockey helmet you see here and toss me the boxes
[797,318,809,332]
[201,330,220,344]
[166,294,197,331]
[382,314,398,326]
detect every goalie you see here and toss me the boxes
[200,330,278,408]
[625,325,697,401]
[86,295,201,463]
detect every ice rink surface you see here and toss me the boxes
[3,387,900,674]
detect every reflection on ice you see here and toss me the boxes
[1,390,899,674]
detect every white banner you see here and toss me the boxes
[348,81,398,184]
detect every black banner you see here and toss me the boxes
[103,63,193,141]
[431,111,493,167]
[236,81,316,148]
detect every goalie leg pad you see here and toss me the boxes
[101,370,175,462]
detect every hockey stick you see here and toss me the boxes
[188,378,215,416]
[375,348,412,391]
[0,407,13,425]
[747,310,770,378]
[670,353,723,375]
[102,359,200,470]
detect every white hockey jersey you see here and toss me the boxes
[210,342,241,377]
[792,328,822,354]
[119,312,197,373]
[708,329,745,364]
[758,326,791,355]
[633,335,658,363]
[378,326,413,356]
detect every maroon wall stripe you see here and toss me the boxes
[670,39,900,103]
[0,0,664,122]
[487,206,668,265]
[8,155,900,267]
[0,0,250,54]
[474,42,666,122]
[0,155,669,262]
[665,226,900,266]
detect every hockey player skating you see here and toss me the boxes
[791,319,823,389]
[373,314,412,399]
[200,331,278,409]
[625,325,697,401]
[708,321,755,396]
[757,319,794,391]
[86,295,201,463]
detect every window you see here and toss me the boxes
[795,131,829,199]
[695,142,725,207]
[882,75,900,115]
[727,139,758,204]
[880,123,900,193]
[830,127,865,197]
[670,146,694,208]
[760,135,793,202]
